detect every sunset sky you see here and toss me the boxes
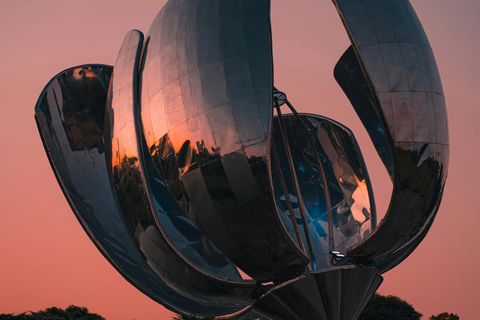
[0,0,479,319]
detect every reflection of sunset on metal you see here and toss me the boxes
[1,0,477,319]
[33,1,448,319]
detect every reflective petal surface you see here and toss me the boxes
[333,0,449,272]
[139,0,308,282]
[34,65,200,315]
[271,114,375,270]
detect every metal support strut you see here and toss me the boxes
[273,87,335,267]
[273,92,316,271]
[271,142,308,261]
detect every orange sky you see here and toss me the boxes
[0,0,478,319]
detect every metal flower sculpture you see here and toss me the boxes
[35,0,449,319]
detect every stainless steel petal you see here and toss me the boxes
[140,0,308,282]
[115,29,244,280]
[105,29,257,317]
[271,114,375,270]
[333,0,449,272]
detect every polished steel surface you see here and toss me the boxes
[333,0,449,272]
[252,267,383,320]
[34,65,197,313]
[35,0,448,318]
[271,113,375,270]
[139,0,308,282]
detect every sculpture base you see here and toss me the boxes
[252,266,382,320]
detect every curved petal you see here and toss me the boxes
[333,0,449,272]
[271,114,375,269]
[113,29,243,280]
[139,0,308,282]
[34,64,208,316]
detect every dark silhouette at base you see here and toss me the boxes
[0,305,104,320]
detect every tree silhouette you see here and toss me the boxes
[430,312,460,320]
[0,305,104,320]
[359,293,422,320]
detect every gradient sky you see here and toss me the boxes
[0,0,478,319]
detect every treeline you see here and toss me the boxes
[0,295,459,319]
[0,305,104,320]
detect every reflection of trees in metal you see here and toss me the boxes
[59,67,108,152]
[35,0,448,319]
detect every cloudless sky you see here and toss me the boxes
[0,0,479,319]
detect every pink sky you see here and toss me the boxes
[0,0,478,319]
